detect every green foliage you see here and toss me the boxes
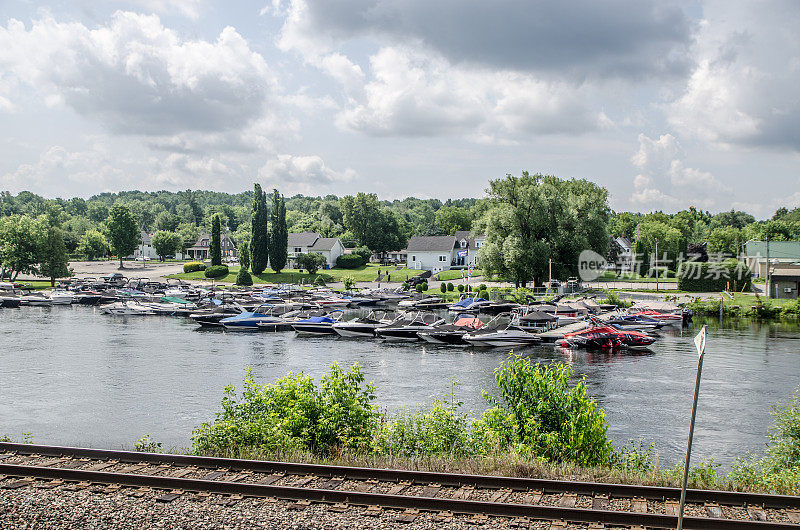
[661,459,721,490]
[435,205,472,235]
[269,189,288,273]
[478,283,487,291]
[106,204,139,267]
[612,440,656,474]
[600,292,633,308]
[765,388,800,472]
[250,184,270,274]
[336,254,366,268]
[151,230,180,259]
[296,252,326,274]
[484,357,613,467]
[236,268,253,286]
[210,214,222,266]
[440,283,447,293]
[238,241,250,271]
[183,261,206,273]
[447,282,454,291]
[353,246,372,262]
[38,221,70,286]
[204,265,229,279]
[415,283,424,293]
[478,288,489,299]
[677,258,752,292]
[342,276,356,290]
[0,215,43,279]
[77,229,109,260]
[457,284,465,292]
[134,434,162,453]
[192,363,377,455]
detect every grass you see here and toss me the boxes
[168,263,423,285]
[435,269,484,281]
[10,280,54,290]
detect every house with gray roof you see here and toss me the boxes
[744,240,800,277]
[406,232,486,272]
[286,232,345,269]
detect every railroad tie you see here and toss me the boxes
[40,458,69,467]
[35,479,62,489]
[200,470,226,481]
[363,505,382,517]
[2,478,33,490]
[292,474,314,486]
[452,485,474,499]
[705,502,724,518]
[787,509,800,523]
[394,508,419,523]
[420,483,441,497]
[747,505,767,521]
[260,472,284,485]
[664,499,679,515]
[523,489,543,504]
[587,524,604,530]
[557,493,577,507]
[388,480,411,495]
[489,488,512,503]
[120,464,148,474]
[0,454,13,460]
[432,510,453,523]
[592,493,608,510]
[509,517,530,528]
[467,513,488,525]
[631,497,647,512]
[63,481,90,491]
[319,477,344,490]
[355,479,378,492]
[328,502,349,513]
[287,499,311,511]
[548,520,567,530]
[86,462,115,472]
[132,487,152,498]
[169,467,194,479]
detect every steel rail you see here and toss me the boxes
[2,442,798,510]
[1,463,796,530]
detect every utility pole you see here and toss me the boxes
[548,258,552,290]
[766,234,771,298]
[655,239,659,292]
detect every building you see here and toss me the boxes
[185,233,238,261]
[405,232,486,272]
[286,232,345,269]
[744,240,800,277]
[610,236,634,272]
[132,230,159,260]
[767,264,800,299]
[373,250,407,264]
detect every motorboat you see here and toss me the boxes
[332,311,399,338]
[221,304,294,331]
[448,296,492,313]
[20,294,53,307]
[463,314,542,348]
[375,311,446,341]
[418,315,484,345]
[627,309,683,326]
[49,290,74,305]
[479,300,521,315]
[291,310,345,335]
[556,324,657,350]
[189,304,243,327]
[398,295,449,310]
[0,295,22,308]
[514,310,558,333]
[100,301,156,315]
[604,313,668,332]
[256,307,325,332]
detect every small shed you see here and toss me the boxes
[768,265,800,299]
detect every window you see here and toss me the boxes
[439,255,447,262]
[412,255,416,261]
[461,240,466,248]
[294,247,302,253]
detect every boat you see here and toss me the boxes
[604,314,668,332]
[100,301,156,315]
[514,310,558,333]
[0,296,22,308]
[221,304,293,331]
[20,294,53,307]
[49,290,74,305]
[556,324,657,350]
[398,295,449,310]
[188,304,242,327]
[375,311,446,341]
[463,314,542,348]
[628,309,683,326]
[448,296,491,313]
[418,315,484,345]
[255,307,324,332]
[291,310,345,335]
[332,311,399,338]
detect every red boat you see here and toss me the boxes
[629,310,683,323]
[557,325,657,350]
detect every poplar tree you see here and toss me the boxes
[250,184,270,274]
[210,214,222,266]
[269,189,288,273]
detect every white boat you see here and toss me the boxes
[49,290,74,305]
[21,295,53,307]
[101,301,156,315]
[332,311,399,338]
[463,315,541,348]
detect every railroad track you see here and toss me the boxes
[1,442,799,529]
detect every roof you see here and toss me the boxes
[288,232,321,247]
[454,231,486,250]
[406,235,456,252]
[140,230,151,245]
[615,236,633,250]
[309,237,341,251]
[745,240,800,260]
[187,233,235,250]
[771,265,800,278]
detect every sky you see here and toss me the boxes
[0,1,798,217]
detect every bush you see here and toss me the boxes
[297,252,326,274]
[336,254,366,269]
[478,289,489,300]
[478,283,487,291]
[236,268,253,286]
[134,434,162,453]
[677,258,752,292]
[440,283,447,293]
[183,261,206,273]
[447,282,454,292]
[401,282,410,291]
[482,356,613,466]
[415,283,424,293]
[343,276,356,290]
[204,265,229,279]
[353,246,372,262]
[457,284,465,292]
[192,363,377,455]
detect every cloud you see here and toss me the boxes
[669,1,800,151]
[275,0,694,81]
[0,12,277,137]
[119,0,206,19]
[258,154,356,186]
[629,133,731,210]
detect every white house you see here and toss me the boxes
[287,232,345,269]
[406,232,485,272]
[185,233,238,261]
[611,236,634,272]
[132,231,159,260]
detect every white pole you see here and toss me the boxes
[678,325,707,530]
[548,258,552,289]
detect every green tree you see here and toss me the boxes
[341,193,381,247]
[236,241,253,285]
[269,189,288,273]
[250,184,270,274]
[210,214,222,266]
[106,204,139,268]
[150,231,181,261]
[296,252,326,274]
[365,209,406,254]
[435,205,472,235]
[176,223,199,255]
[0,215,42,280]
[39,224,70,286]
[154,211,180,232]
[77,230,109,260]
[708,226,742,257]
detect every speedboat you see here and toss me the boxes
[628,309,683,326]
[256,307,325,332]
[605,314,667,332]
[448,296,491,313]
[21,294,53,307]
[398,295,449,310]
[101,301,156,315]
[514,309,558,333]
[418,315,484,345]
[189,304,242,327]
[375,311,446,341]
[332,311,399,338]
[49,290,74,305]
[463,314,542,348]
[291,310,344,335]
[221,304,283,331]
[557,324,657,350]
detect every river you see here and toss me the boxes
[2,306,798,468]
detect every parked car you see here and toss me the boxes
[134,256,151,261]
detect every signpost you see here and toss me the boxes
[677,325,707,530]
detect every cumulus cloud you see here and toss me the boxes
[0,12,276,137]
[120,0,206,19]
[259,154,355,186]
[669,1,800,151]
[629,133,731,210]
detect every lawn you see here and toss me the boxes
[435,269,483,281]
[168,263,423,285]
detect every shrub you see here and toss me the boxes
[204,265,229,279]
[336,254,366,269]
[401,282,409,291]
[440,283,447,293]
[478,283,487,291]
[447,282,454,292]
[478,289,489,300]
[457,284,465,292]
[192,363,377,455]
[342,276,356,290]
[353,246,372,262]
[421,282,428,291]
[134,434,162,453]
[677,258,752,292]
[183,261,206,273]
[415,283,424,293]
[482,356,613,466]
[236,268,253,286]
[297,252,326,274]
